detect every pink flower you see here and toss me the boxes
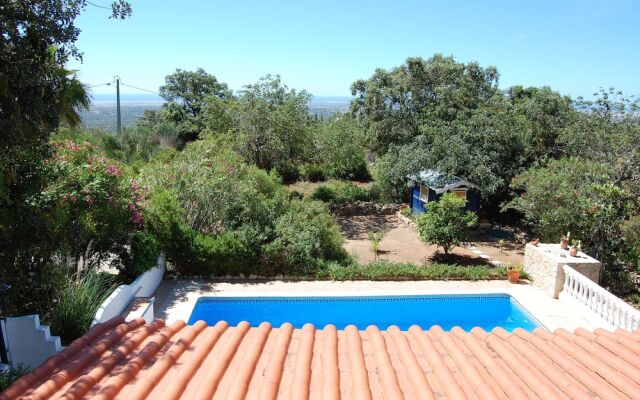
[62,195,68,202]
[128,203,136,212]
[106,165,120,175]
[132,210,143,226]
[86,196,93,205]
[69,143,79,151]
[71,195,77,203]
[130,180,139,191]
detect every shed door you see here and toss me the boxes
[411,186,425,214]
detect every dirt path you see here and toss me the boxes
[337,214,524,266]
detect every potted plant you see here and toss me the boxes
[569,240,581,257]
[530,238,540,246]
[560,232,571,250]
[506,263,523,283]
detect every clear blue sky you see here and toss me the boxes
[69,0,640,98]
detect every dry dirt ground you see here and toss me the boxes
[337,214,524,266]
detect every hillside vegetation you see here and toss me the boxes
[1,1,639,345]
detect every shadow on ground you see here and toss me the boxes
[430,252,496,267]
[337,214,396,240]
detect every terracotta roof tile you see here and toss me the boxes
[2,318,640,400]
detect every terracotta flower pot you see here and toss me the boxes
[531,238,540,246]
[569,247,578,257]
[507,270,521,283]
[560,239,569,250]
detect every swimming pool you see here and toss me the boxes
[187,293,542,332]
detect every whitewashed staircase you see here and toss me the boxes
[1,315,62,369]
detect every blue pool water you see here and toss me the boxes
[187,294,542,332]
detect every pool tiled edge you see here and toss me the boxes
[155,280,600,331]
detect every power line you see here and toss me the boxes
[86,1,111,10]
[119,82,159,94]
[87,82,112,88]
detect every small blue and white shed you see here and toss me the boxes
[408,170,480,215]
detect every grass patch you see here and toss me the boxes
[317,261,511,281]
[0,364,30,392]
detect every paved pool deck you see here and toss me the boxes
[154,279,600,331]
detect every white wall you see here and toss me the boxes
[133,253,166,297]
[91,284,140,326]
[2,315,62,369]
[91,253,165,326]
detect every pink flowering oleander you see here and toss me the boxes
[106,165,120,175]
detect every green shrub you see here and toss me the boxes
[288,190,305,200]
[310,182,379,204]
[118,232,160,281]
[400,207,413,218]
[0,364,30,392]
[318,261,506,280]
[140,140,348,277]
[49,272,117,345]
[275,162,300,184]
[142,188,251,276]
[263,200,349,274]
[415,193,478,254]
[188,232,249,276]
[299,163,326,182]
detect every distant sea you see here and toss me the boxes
[80,94,352,131]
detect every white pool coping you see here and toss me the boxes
[154,279,603,332]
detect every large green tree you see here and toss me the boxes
[507,89,640,293]
[311,115,369,181]
[505,86,576,164]
[0,0,130,316]
[350,55,499,154]
[230,75,313,179]
[159,68,231,145]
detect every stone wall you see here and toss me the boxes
[524,243,602,298]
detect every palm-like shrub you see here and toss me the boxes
[49,271,117,345]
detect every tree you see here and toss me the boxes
[230,75,313,178]
[159,68,230,118]
[311,115,369,180]
[0,0,130,317]
[415,193,478,254]
[350,55,499,154]
[375,97,530,206]
[158,68,231,146]
[559,88,640,199]
[504,86,576,164]
[506,158,631,266]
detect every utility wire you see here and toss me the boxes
[120,82,159,94]
[87,82,112,88]
[86,1,111,10]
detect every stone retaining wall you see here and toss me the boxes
[524,243,601,298]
